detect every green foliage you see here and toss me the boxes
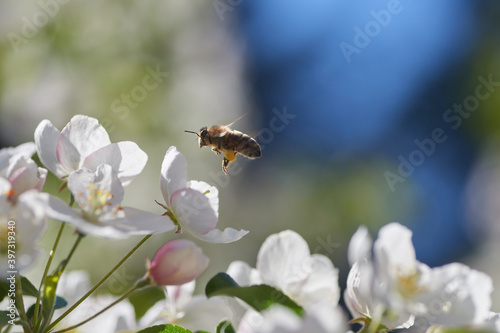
[136,324,193,333]
[0,276,38,302]
[216,320,236,333]
[0,311,12,328]
[205,272,304,316]
[129,286,165,320]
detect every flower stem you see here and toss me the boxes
[45,234,152,332]
[14,275,31,333]
[33,223,66,331]
[58,232,84,274]
[50,279,147,333]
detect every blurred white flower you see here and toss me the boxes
[345,222,494,330]
[0,141,47,204]
[140,281,231,332]
[0,142,36,172]
[34,115,147,186]
[414,262,493,327]
[1,155,47,204]
[227,230,340,312]
[53,271,136,333]
[237,303,347,333]
[0,145,48,277]
[0,189,47,278]
[36,164,174,238]
[158,146,248,243]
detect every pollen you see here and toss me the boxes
[80,183,121,221]
[397,269,424,300]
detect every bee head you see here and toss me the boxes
[185,127,209,147]
[198,127,209,147]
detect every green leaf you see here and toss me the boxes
[206,273,304,316]
[25,296,66,322]
[136,324,193,333]
[20,276,38,297]
[129,286,164,320]
[0,276,38,305]
[136,325,168,333]
[54,296,68,310]
[0,310,14,327]
[216,320,236,333]
[160,324,193,333]
[0,281,8,302]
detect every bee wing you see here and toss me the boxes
[225,113,247,128]
[218,131,228,137]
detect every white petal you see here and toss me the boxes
[160,146,187,205]
[195,227,249,243]
[34,119,68,178]
[238,306,300,333]
[68,165,124,208]
[56,129,85,172]
[113,207,175,235]
[227,261,261,286]
[187,180,219,217]
[176,296,232,332]
[82,142,148,186]
[256,230,310,290]
[302,303,347,333]
[55,271,91,307]
[347,226,372,266]
[344,260,373,320]
[374,222,416,274]
[7,156,42,196]
[0,194,47,277]
[59,115,111,161]
[417,263,493,326]
[0,178,12,213]
[0,141,36,171]
[171,188,217,236]
[9,142,36,157]
[165,281,196,311]
[35,167,48,191]
[29,192,122,237]
[288,254,340,309]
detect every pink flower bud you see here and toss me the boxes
[148,239,209,286]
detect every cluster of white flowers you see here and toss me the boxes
[1,114,499,333]
[345,223,500,332]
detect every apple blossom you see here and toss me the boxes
[345,223,494,330]
[226,230,340,313]
[238,303,347,333]
[0,142,36,173]
[0,149,48,277]
[0,190,47,277]
[147,239,209,286]
[34,115,147,186]
[1,155,47,204]
[158,146,248,243]
[139,281,231,332]
[36,164,174,238]
[53,271,136,333]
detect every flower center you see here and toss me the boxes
[78,184,122,221]
[397,269,423,300]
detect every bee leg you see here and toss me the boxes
[222,159,229,174]
[211,147,221,155]
[222,150,237,174]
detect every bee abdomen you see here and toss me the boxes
[236,135,261,158]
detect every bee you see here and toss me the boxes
[185,120,261,174]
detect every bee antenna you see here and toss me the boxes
[184,130,200,137]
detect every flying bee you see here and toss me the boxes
[185,120,261,174]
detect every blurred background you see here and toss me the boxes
[1,0,500,317]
